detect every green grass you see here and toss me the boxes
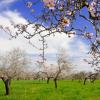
[0,80,100,100]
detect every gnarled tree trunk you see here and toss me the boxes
[84,78,87,85]
[53,67,61,88]
[54,78,57,88]
[1,77,11,95]
[47,77,50,84]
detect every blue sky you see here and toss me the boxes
[0,0,95,72]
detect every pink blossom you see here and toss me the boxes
[96,38,100,44]
[88,1,96,16]
[66,10,72,16]
[26,2,32,8]
[85,32,93,39]
[43,0,55,10]
[61,17,70,27]
[90,1,96,7]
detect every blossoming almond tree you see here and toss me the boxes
[0,48,31,95]
[35,48,72,88]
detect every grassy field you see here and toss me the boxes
[0,80,100,100]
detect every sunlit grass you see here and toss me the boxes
[0,80,100,100]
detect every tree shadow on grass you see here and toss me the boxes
[0,93,5,96]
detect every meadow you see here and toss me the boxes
[0,80,100,100]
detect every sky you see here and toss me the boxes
[0,0,95,72]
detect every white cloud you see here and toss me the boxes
[0,0,17,10]
[0,0,16,4]
[0,10,27,26]
[0,10,35,53]
[0,10,92,72]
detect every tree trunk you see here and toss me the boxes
[1,78,11,95]
[91,78,96,84]
[84,78,87,85]
[72,79,74,81]
[54,79,57,88]
[47,77,50,84]
[5,81,10,95]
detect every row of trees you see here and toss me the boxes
[71,71,100,84]
[0,48,100,95]
[0,48,71,95]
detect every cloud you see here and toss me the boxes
[0,0,16,4]
[0,0,17,10]
[0,10,85,55]
[0,10,92,72]
[0,10,35,53]
[0,10,27,26]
